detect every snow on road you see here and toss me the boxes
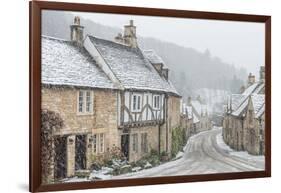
[113,127,265,179]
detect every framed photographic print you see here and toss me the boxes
[29,1,271,192]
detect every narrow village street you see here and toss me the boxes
[114,127,265,179]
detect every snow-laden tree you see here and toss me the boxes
[41,109,64,184]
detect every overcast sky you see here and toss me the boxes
[73,11,265,77]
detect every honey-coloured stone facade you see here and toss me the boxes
[41,86,181,182]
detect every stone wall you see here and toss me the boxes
[222,112,265,155]
[166,96,181,155]
[244,112,265,155]
[41,87,119,180]
[180,115,194,139]
[127,125,159,162]
[222,114,244,150]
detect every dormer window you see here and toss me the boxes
[77,90,93,114]
[132,94,142,112]
[153,95,161,110]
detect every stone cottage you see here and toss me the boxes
[41,16,181,182]
[222,67,265,155]
[187,96,211,133]
[180,103,194,139]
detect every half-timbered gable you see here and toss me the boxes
[84,35,179,129]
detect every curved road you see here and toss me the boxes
[115,127,265,179]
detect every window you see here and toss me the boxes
[86,91,91,112]
[132,94,142,112]
[153,95,160,109]
[77,90,93,114]
[99,133,105,153]
[78,91,84,113]
[93,134,97,153]
[141,133,148,153]
[92,133,105,154]
[132,133,138,152]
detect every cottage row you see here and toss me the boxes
[222,67,265,155]
[180,96,212,139]
[41,17,182,183]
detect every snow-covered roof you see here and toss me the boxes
[190,100,207,117]
[230,94,244,111]
[193,113,200,123]
[251,94,265,118]
[88,36,179,95]
[228,82,265,118]
[181,103,193,119]
[143,50,166,68]
[41,36,116,89]
[186,106,193,119]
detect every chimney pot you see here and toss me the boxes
[70,16,84,46]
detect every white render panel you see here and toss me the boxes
[124,110,129,123]
[125,92,130,108]
[123,91,165,123]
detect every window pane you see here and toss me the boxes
[78,91,83,112]
[138,96,141,110]
[133,95,136,110]
[100,133,104,153]
[86,91,91,112]
[93,134,97,153]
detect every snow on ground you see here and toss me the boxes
[63,127,265,182]
[215,127,265,167]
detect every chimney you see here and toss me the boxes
[70,16,84,46]
[197,95,202,103]
[123,20,137,48]
[187,96,192,106]
[259,66,265,83]
[247,73,255,86]
[240,85,245,94]
[114,33,123,44]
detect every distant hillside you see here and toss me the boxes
[42,10,247,99]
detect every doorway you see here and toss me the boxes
[75,135,87,170]
[121,134,130,160]
[54,136,67,180]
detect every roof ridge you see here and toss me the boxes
[87,35,132,49]
[42,35,69,42]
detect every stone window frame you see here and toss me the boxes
[93,134,97,154]
[92,133,105,154]
[77,90,94,115]
[131,93,142,112]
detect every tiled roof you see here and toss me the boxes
[88,36,179,95]
[143,50,166,67]
[228,82,265,117]
[251,94,265,118]
[182,103,193,119]
[41,36,116,89]
[191,100,207,117]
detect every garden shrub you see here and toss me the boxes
[171,127,187,158]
